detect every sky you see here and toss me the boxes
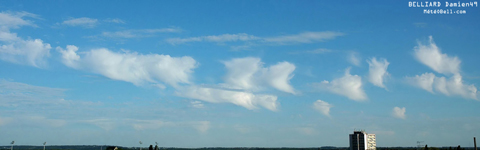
[0,0,479,148]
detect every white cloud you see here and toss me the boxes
[407,73,477,99]
[392,107,406,119]
[166,31,343,45]
[56,45,80,68]
[57,46,198,87]
[176,57,295,111]
[222,57,296,94]
[192,121,210,133]
[305,48,333,54]
[414,36,461,75]
[348,51,361,66]
[317,68,367,101]
[166,33,259,45]
[0,38,51,67]
[101,28,182,38]
[289,48,333,55]
[367,57,390,88]
[104,18,125,24]
[0,79,65,106]
[0,11,37,29]
[177,86,278,111]
[408,36,478,100]
[152,83,166,90]
[190,101,204,108]
[441,74,477,99]
[0,30,19,42]
[312,100,333,117]
[223,57,262,90]
[263,31,344,44]
[262,62,296,94]
[407,72,435,93]
[0,12,51,68]
[61,17,98,28]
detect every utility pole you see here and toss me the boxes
[417,141,424,150]
[10,141,14,150]
[474,137,477,150]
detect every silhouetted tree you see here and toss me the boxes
[425,145,428,150]
[149,145,153,150]
[457,145,461,150]
[155,145,159,150]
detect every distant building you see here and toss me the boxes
[349,130,376,150]
[106,146,118,150]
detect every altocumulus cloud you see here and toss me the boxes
[57,45,198,87]
[312,100,333,117]
[367,57,390,89]
[0,11,51,68]
[0,79,65,106]
[222,57,296,94]
[166,33,259,45]
[61,17,98,28]
[347,51,361,66]
[176,57,297,111]
[414,36,460,75]
[166,31,343,45]
[177,86,279,111]
[407,73,477,99]
[100,27,182,39]
[392,107,406,119]
[57,46,291,111]
[407,36,478,100]
[263,31,344,44]
[316,68,367,101]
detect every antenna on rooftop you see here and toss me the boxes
[10,141,14,150]
[417,141,425,150]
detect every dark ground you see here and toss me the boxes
[0,146,476,150]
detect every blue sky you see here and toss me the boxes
[0,0,479,148]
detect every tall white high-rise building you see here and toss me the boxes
[349,130,376,150]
